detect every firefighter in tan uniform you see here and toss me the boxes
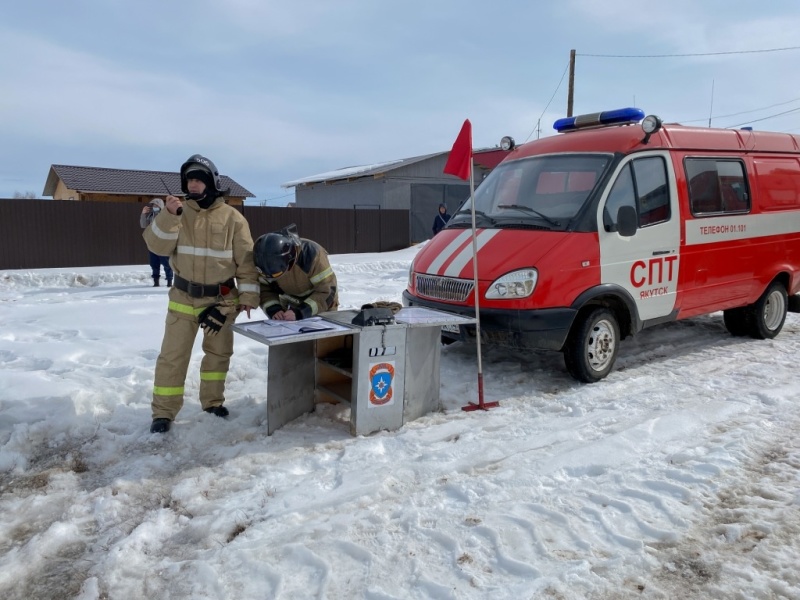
[254,225,338,320]
[143,154,260,433]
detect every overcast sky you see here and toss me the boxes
[2,0,799,204]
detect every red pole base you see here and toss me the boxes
[460,372,498,411]
[461,401,500,412]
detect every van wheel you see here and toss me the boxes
[745,281,787,339]
[564,308,620,383]
[723,307,750,337]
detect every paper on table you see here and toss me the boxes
[239,321,296,338]
[237,316,350,339]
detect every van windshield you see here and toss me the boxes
[450,154,612,230]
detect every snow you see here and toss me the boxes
[1,245,799,600]
[281,159,405,188]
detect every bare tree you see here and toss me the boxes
[12,191,37,199]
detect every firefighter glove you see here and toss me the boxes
[198,304,227,336]
[361,301,402,314]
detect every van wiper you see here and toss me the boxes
[452,209,496,226]
[496,204,560,227]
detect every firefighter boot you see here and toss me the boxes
[204,406,230,418]
[150,418,171,433]
[153,277,160,287]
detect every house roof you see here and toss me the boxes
[43,165,255,198]
[282,152,445,188]
[281,147,508,188]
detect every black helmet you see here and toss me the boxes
[180,154,224,195]
[254,227,301,278]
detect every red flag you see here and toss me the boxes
[443,119,472,180]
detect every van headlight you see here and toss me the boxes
[485,269,538,299]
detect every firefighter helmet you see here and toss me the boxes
[254,228,301,278]
[179,154,223,195]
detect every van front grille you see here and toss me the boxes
[415,274,474,302]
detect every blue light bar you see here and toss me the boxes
[553,107,645,133]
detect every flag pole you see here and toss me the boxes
[462,155,499,412]
[441,119,498,412]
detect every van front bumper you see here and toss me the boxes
[402,290,576,351]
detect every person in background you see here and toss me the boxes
[432,203,451,236]
[143,154,261,434]
[254,224,338,320]
[140,198,173,287]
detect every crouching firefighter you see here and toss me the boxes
[254,224,339,321]
[143,154,260,434]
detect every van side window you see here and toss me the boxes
[604,165,635,231]
[633,157,670,226]
[685,158,750,215]
[603,156,670,231]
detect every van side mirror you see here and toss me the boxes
[617,205,638,237]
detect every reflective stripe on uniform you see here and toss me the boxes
[150,221,180,241]
[261,299,280,312]
[238,282,260,294]
[310,267,333,284]
[200,371,227,381]
[177,245,233,259]
[279,293,303,305]
[306,298,319,314]
[168,300,207,316]
[154,385,184,396]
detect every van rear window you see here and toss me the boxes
[685,158,750,215]
[753,157,800,209]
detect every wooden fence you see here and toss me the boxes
[0,200,410,270]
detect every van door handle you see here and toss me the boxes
[652,250,671,256]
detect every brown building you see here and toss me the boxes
[43,164,254,206]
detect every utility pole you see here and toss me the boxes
[567,49,576,117]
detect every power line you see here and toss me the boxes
[525,62,570,143]
[259,191,294,205]
[724,106,800,129]
[577,45,800,58]
[678,96,800,124]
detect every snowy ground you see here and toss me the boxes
[1,245,799,600]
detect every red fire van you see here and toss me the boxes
[403,108,800,382]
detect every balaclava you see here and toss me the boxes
[184,168,218,209]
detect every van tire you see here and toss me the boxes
[745,281,788,339]
[564,307,620,383]
[723,307,750,337]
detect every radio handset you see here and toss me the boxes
[160,177,184,215]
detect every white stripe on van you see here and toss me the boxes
[685,212,800,246]
[442,229,502,277]
[424,230,474,274]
